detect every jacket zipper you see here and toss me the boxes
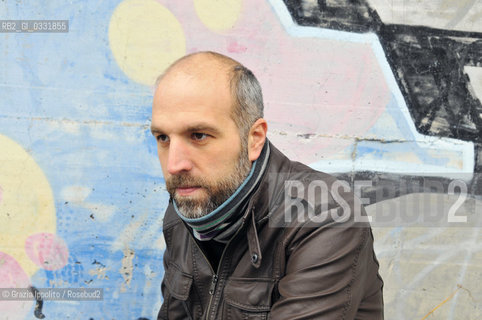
[187,238,216,319]
[208,274,218,295]
[187,205,255,320]
[204,228,243,320]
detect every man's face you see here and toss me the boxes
[151,68,251,218]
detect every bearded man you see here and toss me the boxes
[151,51,384,319]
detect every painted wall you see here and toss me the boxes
[0,0,480,319]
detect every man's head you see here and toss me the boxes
[151,52,267,218]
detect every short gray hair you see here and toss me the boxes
[229,64,264,140]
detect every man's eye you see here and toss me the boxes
[191,133,208,141]
[157,134,169,143]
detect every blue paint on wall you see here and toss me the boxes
[1,1,167,319]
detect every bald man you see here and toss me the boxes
[151,51,383,319]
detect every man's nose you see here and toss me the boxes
[166,139,193,175]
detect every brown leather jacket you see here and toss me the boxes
[158,143,384,319]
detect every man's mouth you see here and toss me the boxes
[176,186,201,196]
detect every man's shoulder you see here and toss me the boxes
[267,142,340,190]
[267,142,366,229]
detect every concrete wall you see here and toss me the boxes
[0,0,480,319]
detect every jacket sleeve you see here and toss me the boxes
[157,221,196,320]
[269,207,384,320]
[157,233,170,320]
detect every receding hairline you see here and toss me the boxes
[154,51,242,88]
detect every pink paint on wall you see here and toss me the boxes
[161,0,389,163]
[0,252,33,317]
[227,39,248,53]
[25,233,69,271]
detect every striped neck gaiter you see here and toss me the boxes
[173,141,270,242]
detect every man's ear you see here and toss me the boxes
[248,118,268,162]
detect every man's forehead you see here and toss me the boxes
[152,53,238,129]
[154,72,231,105]
[156,70,227,102]
[154,60,234,108]
[153,71,234,121]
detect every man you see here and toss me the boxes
[151,51,383,319]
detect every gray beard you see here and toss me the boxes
[166,145,252,219]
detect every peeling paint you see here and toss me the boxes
[120,247,135,293]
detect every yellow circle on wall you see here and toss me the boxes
[108,0,186,86]
[194,0,243,32]
[0,134,56,277]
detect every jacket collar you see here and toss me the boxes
[244,141,294,268]
[246,141,293,222]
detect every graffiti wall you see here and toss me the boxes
[0,0,480,319]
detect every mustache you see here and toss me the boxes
[166,174,208,194]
